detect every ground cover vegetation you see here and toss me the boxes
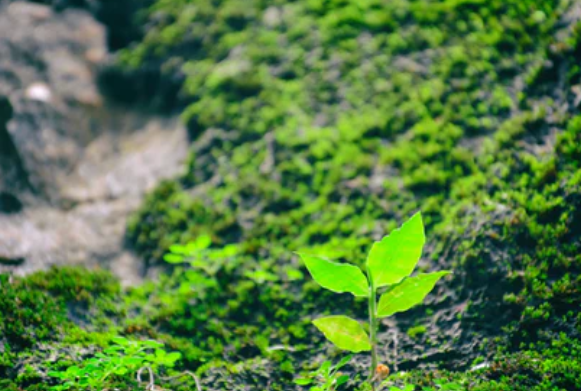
[2,0,581,389]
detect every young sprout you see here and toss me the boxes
[295,354,353,391]
[297,212,450,389]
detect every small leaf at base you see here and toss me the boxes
[312,315,371,352]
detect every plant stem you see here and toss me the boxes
[367,267,378,387]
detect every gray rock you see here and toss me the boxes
[0,1,189,285]
[0,1,106,202]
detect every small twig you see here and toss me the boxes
[136,366,156,391]
[137,365,203,391]
[266,344,297,352]
[180,371,202,391]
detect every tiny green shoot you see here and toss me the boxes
[164,234,238,275]
[48,337,181,391]
[298,212,450,388]
[295,354,353,391]
[164,234,239,297]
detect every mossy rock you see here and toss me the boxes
[122,0,580,366]
[3,0,581,389]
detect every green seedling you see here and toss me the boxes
[49,337,181,391]
[295,354,353,391]
[164,234,238,275]
[386,380,466,391]
[420,379,466,391]
[298,212,450,388]
[387,386,416,391]
[164,234,239,297]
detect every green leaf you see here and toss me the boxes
[111,336,129,346]
[169,244,188,254]
[298,253,369,297]
[78,377,90,386]
[141,340,164,349]
[222,244,238,256]
[319,360,332,376]
[164,352,182,365]
[191,234,212,250]
[335,375,350,386]
[164,253,184,264]
[294,378,313,385]
[334,354,353,371]
[124,357,145,366]
[312,316,371,352]
[376,271,451,318]
[366,212,425,287]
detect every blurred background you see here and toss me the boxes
[0,0,580,390]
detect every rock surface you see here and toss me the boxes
[0,1,188,284]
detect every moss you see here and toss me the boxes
[0,274,66,352]
[394,330,581,390]
[0,267,124,389]
[126,180,242,262]
[116,0,581,388]
[407,325,428,339]
[122,0,572,272]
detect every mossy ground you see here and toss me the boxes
[2,0,581,389]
